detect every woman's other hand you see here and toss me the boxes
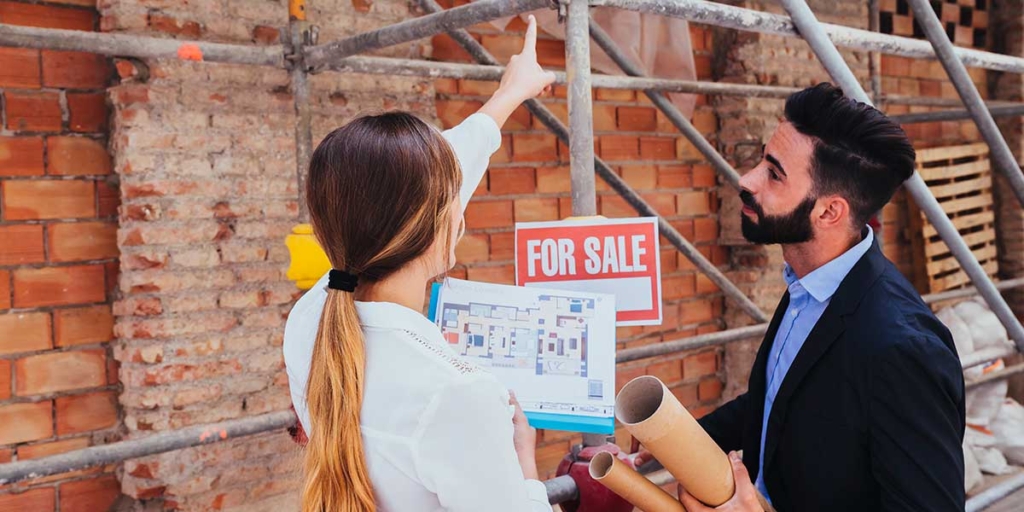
[509,391,540,480]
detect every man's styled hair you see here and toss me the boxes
[784,83,915,227]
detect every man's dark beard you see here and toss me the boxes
[740,190,817,245]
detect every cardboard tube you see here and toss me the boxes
[616,375,734,506]
[589,451,684,512]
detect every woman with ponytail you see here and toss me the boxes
[283,16,557,512]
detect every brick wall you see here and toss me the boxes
[0,1,122,510]
[98,0,440,509]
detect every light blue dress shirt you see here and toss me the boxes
[755,227,874,503]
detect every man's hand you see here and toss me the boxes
[678,452,764,512]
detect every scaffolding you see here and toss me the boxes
[2,0,1024,508]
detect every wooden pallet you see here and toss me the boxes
[908,143,1000,293]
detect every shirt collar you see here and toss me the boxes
[355,300,444,344]
[783,226,874,303]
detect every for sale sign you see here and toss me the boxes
[515,217,661,326]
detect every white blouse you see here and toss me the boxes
[283,114,553,512]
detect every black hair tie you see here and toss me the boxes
[327,269,358,292]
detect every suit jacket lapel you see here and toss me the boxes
[743,292,791,476]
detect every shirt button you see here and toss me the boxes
[791,309,799,316]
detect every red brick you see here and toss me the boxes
[698,378,724,401]
[486,105,524,132]
[646,359,683,384]
[616,365,646,394]
[617,106,657,131]
[692,110,717,136]
[15,349,107,395]
[640,137,677,160]
[536,38,565,68]
[2,180,96,220]
[680,299,715,325]
[252,25,280,44]
[695,55,712,80]
[663,274,696,300]
[465,264,514,285]
[0,270,9,309]
[0,401,53,444]
[465,201,513,229]
[47,136,111,176]
[148,13,201,38]
[0,311,52,356]
[514,197,559,222]
[42,50,112,88]
[0,360,8,400]
[693,164,716,188]
[490,134,512,165]
[0,136,45,176]
[512,133,558,163]
[4,91,62,132]
[13,265,106,308]
[434,78,458,94]
[454,233,489,264]
[620,165,657,190]
[489,168,535,195]
[0,224,45,265]
[60,475,121,512]
[490,232,514,260]
[534,102,568,128]
[693,217,718,242]
[536,166,570,193]
[0,2,94,30]
[0,47,40,88]
[640,193,676,217]
[459,79,499,96]
[658,165,692,188]
[435,99,482,130]
[599,135,639,161]
[677,191,711,216]
[696,273,719,294]
[97,179,119,217]
[18,437,89,459]
[56,390,118,434]
[47,221,118,262]
[595,88,634,102]
[599,195,636,218]
[431,34,474,63]
[683,350,718,379]
[54,305,114,347]
[671,383,699,408]
[592,104,617,132]
[480,33,524,62]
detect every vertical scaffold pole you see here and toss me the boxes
[289,0,314,222]
[564,0,598,217]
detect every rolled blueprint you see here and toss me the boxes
[616,375,734,506]
[589,451,684,512]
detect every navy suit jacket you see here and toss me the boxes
[698,240,966,511]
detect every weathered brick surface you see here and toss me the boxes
[0,1,121,508]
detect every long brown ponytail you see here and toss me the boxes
[302,112,462,512]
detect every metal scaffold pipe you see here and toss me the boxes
[565,0,598,216]
[776,0,1024,350]
[0,411,296,485]
[891,104,1024,125]
[0,23,285,66]
[303,0,554,69]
